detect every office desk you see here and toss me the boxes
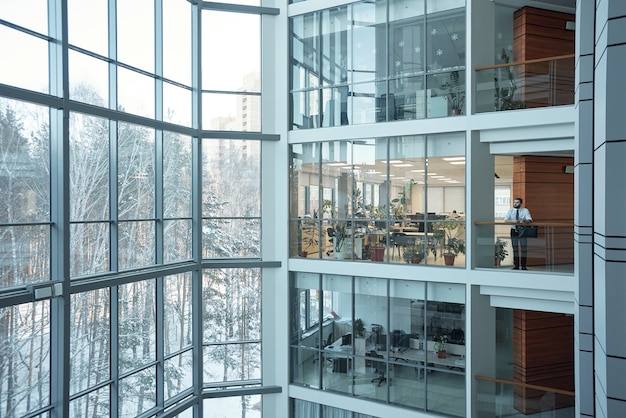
[390,231,443,260]
[378,348,465,379]
[325,335,374,374]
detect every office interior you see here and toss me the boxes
[291,274,466,416]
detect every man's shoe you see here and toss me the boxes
[512,267,519,270]
[522,267,528,270]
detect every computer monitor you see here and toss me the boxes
[341,333,352,346]
[390,330,409,348]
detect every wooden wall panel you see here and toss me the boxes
[513,310,574,414]
[512,156,574,265]
[513,7,575,108]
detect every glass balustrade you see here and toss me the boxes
[475,221,574,274]
[476,375,575,417]
[475,55,575,113]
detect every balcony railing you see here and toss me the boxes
[475,54,575,113]
[476,375,575,417]
[474,221,574,274]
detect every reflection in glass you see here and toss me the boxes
[290,1,466,128]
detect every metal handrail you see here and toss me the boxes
[475,375,575,397]
[474,54,575,71]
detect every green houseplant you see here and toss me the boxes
[403,242,425,264]
[434,335,448,358]
[332,222,348,258]
[494,49,527,111]
[441,70,465,115]
[494,238,508,266]
[434,221,466,266]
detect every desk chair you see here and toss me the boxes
[391,233,417,260]
[369,353,389,387]
[326,227,336,257]
[314,332,334,365]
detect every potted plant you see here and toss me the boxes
[494,49,527,111]
[369,242,386,262]
[434,335,448,358]
[434,221,466,266]
[441,70,465,115]
[300,218,323,257]
[494,238,508,266]
[354,318,365,337]
[402,242,425,264]
[332,222,348,259]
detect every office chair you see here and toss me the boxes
[314,332,334,365]
[370,353,389,387]
[391,233,417,260]
[326,227,336,256]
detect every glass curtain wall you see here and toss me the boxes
[290,273,466,416]
[289,133,466,266]
[0,0,268,417]
[290,0,466,129]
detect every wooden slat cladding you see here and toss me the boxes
[512,156,574,265]
[513,7,575,108]
[513,7,574,61]
[513,310,575,414]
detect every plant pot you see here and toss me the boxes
[299,251,308,258]
[334,251,345,260]
[370,247,385,262]
[443,254,456,266]
[410,255,424,264]
[438,351,447,359]
[450,108,461,116]
[495,258,501,266]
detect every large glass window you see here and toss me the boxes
[290,273,466,416]
[290,0,466,128]
[289,133,466,266]
[0,0,270,416]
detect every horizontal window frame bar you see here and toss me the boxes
[200,1,279,16]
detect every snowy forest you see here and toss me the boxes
[0,94,262,417]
